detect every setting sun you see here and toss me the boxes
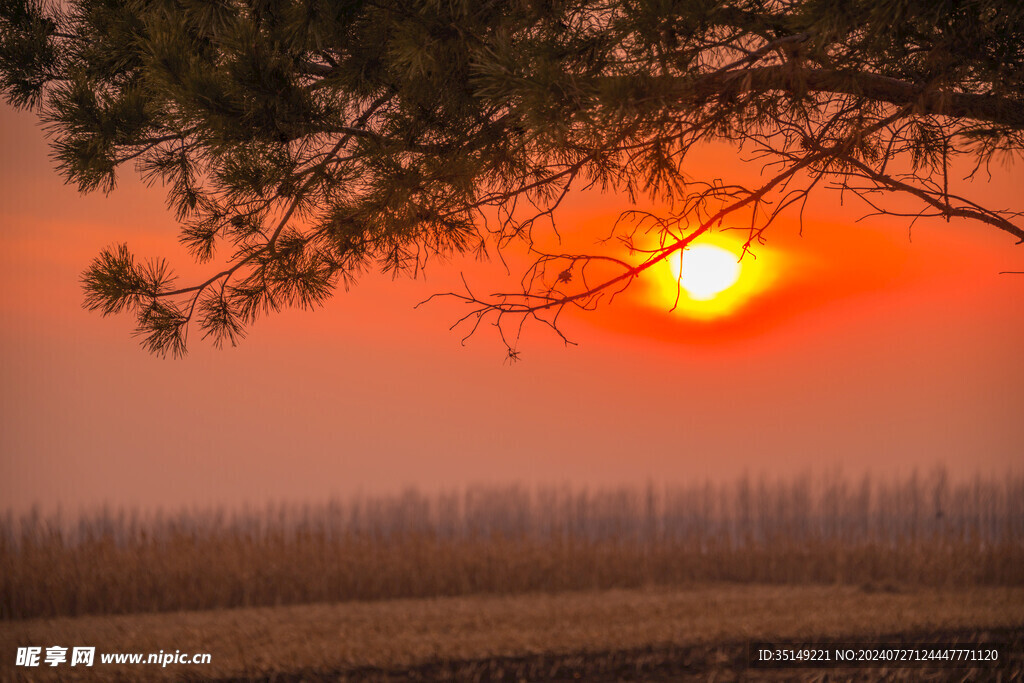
[646,233,779,320]
[677,244,741,300]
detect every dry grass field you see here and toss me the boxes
[2,470,1022,680]
[1,584,1021,681]
[3,470,1022,620]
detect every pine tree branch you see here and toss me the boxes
[656,65,1024,130]
[431,108,915,349]
[831,152,1024,242]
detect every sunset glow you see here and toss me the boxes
[3,1,1024,676]
[651,234,778,319]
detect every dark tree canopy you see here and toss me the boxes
[2,0,1022,355]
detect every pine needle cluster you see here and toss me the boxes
[2,0,1021,354]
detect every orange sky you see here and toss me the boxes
[1,105,1022,514]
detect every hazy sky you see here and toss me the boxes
[1,104,1022,514]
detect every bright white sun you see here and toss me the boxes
[648,234,776,320]
[677,244,742,300]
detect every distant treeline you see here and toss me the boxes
[2,469,1022,619]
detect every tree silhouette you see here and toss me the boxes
[2,0,1021,355]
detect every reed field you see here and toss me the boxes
[2,469,1022,620]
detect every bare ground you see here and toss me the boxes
[2,584,1022,681]
[217,627,1022,682]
